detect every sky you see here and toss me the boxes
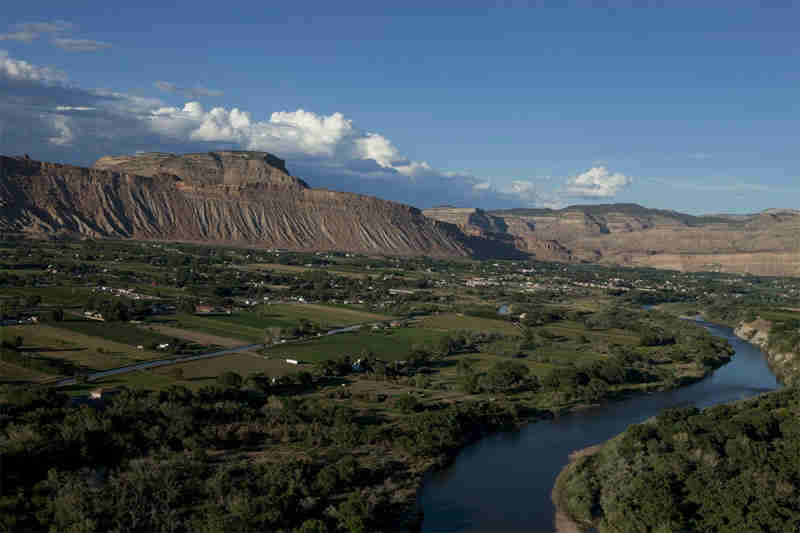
[1,1,798,214]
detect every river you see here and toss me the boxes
[419,321,781,532]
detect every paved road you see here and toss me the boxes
[52,314,430,388]
[53,343,263,387]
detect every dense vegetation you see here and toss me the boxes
[3,236,800,532]
[0,384,521,533]
[557,387,800,532]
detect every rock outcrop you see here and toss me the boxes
[0,152,517,258]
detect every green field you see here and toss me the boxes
[0,286,95,306]
[421,313,521,336]
[1,324,164,376]
[168,313,265,343]
[0,360,52,383]
[264,303,390,326]
[155,352,299,383]
[54,320,175,348]
[57,370,179,396]
[265,327,448,363]
[163,304,392,344]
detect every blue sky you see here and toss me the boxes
[1,1,798,213]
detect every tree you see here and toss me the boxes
[437,335,458,357]
[217,371,242,389]
[483,360,530,392]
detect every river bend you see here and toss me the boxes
[420,321,780,532]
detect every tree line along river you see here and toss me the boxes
[419,320,781,532]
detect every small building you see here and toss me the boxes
[285,359,299,365]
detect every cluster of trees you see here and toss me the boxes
[559,387,800,532]
[0,382,524,532]
[768,318,800,354]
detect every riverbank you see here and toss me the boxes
[734,318,800,385]
[551,445,602,533]
[416,321,735,531]
[550,323,783,533]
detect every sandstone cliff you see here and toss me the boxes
[0,152,517,258]
[422,206,572,262]
[423,203,800,277]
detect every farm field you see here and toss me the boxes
[154,352,300,384]
[160,304,392,344]
[265,303,391,326]
[2,324,163,374]
[243,263,368,279]
[144,324,247,348]
[166,313,264,343]
[421,313,521,336]
[0,286,95,306]
[54,320,175,348]
[0,360,52,383]
[540,321,640,344]
[265,327,448,363]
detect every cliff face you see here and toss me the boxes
[422,207,572,262]
[423,204,800,277]
[0,153,511,257]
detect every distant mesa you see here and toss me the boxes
[0,151,517,259]
[3,151,800,276]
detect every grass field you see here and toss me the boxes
[243,263,368,279]
[1,324,163,375]
[421,313,521,336]
[264,327,447,363]
[265,303,390,326]
[0,286,95,306]
[58,370,179,396]
[168,313,264,343]
[162,304,392,344]
[0,361,53,383]
[155,353,300,383]
[758,308,800,322]
[540,321,640,344]
[54,320,175,348]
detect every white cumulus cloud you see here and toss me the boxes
[566,166,632,198]
[0,49,67,83]
[0,50,553,210]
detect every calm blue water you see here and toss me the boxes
[419,322,780,532]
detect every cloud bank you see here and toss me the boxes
[0,50,632,210]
